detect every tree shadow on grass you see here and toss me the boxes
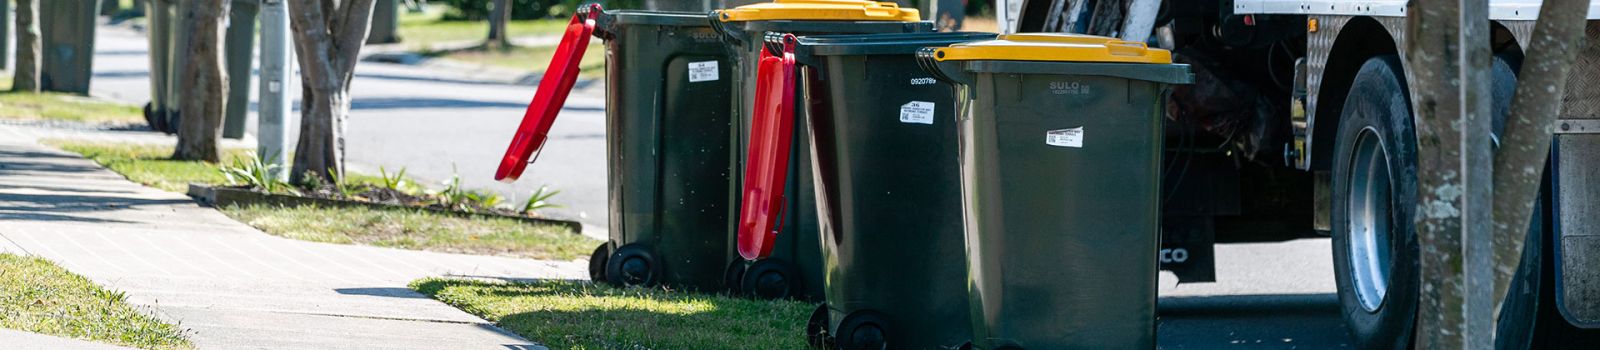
[411,278,814,350]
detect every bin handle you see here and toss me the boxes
[495,4,602,182]
[736,33,799,261]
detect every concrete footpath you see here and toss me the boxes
[0,130,582,349]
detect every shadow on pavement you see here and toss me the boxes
[334,287,432,299]
[1157,293,1350,349]
[93,70,152,79]
[350,97,603,112]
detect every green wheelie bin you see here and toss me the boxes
[143,0,175,132]
[41,0,98,94]
[918,34,1192,349]
[714,0,931,301]
[493,5,740,293]
[755,32,994,349]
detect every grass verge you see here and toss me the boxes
[224,204,593,260]
[45,140,596,260]
[0,74,144,126]
[411,278,813,349]
[424,44,606,78]
[0,254,192,350]
[46,141,249,193]
[398,7,571,49]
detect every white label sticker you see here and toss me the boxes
[1046,127,1084,148]
[899,101,935,125]
[688,61,719,82]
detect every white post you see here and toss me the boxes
[258,0,292,180]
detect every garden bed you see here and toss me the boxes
[187,183,583,233]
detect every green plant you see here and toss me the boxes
[431,165,474,210]
[520,185,562,214]
[219,152,297,195]
[378,166,411,193]
[328,170,365,198]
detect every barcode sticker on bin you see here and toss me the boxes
[1046,127,1084,148]
[899,101,935,125]
[689,61,719,82]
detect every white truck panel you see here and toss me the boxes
[1233,0,1600,20]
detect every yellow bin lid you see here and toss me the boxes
[716,0,921,22]
[931,33,1173,64]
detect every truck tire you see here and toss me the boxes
[1331,55,1418,350]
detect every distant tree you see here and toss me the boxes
[487,0,511,48]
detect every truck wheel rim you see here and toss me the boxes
[1348,127,1393,312]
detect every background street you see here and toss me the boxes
[82,21,1350,348]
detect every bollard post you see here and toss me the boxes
[258,0,292,180]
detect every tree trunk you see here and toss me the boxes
[173,0,229,162]
[286,0,377,184]
[12,0,39,93]
[487,0,510,48]
[1490,0,1588,319]
[1405,0,1495,347]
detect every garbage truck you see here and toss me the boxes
[994,0,1599,348]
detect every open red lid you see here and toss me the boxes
[737,35,799,260]
[495,4,601,182]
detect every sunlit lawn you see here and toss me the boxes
[46,140,596,260]
[0,254,192,350]
[0,74,144,126]
[411,278,814,349]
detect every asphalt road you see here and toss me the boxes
[83,21,1353,349]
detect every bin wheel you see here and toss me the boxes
[142,102,159,131]
[605,243,661,287]
[587,243,610,284]
[741,258,800,299]
[723,259,748,294]
[834,311,889,350]
[806,304,830,349]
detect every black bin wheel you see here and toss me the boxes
[834,310,890,350]
[723,259,748,294]
[806,304,830,349]
[741,258,800,299]
[605,243,662,288]
[587,242,610,284]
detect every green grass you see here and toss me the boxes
[398,7,573,49]
[0,74,145,126]
[399,6,606,77]
[223,204,595,260]
[45,141,249,193]
[426,44,606,77]
[0,254,192,350]
[411,278,814,349]
[46,140,595,260]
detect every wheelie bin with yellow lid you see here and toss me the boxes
[713,0,932,301]
[919,33,1193,349]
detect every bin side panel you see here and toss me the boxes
[809,53,974,348]
[965,72,1164,348]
